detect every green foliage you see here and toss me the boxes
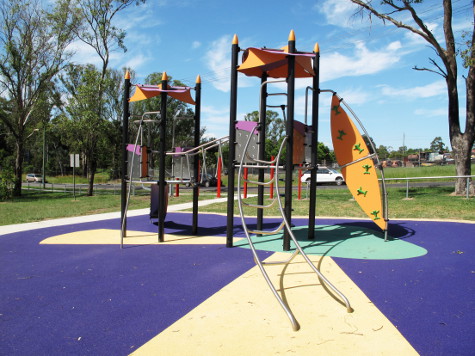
[0,0,79,196]
[376,144,390,159]
[459,30,475,68]
[0,166,14,201]
[316,142,335,163]
[430,136,447,153]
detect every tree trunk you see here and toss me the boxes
[454,56,475,196]
[452,134,474,195]
[87,157,96,196]
[13,139,24,197]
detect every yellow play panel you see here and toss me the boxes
[40,229,243,245]
[131,252,418,356]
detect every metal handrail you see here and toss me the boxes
[379,175,473,199]
[382,175,474,181]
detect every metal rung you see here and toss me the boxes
[339,153,376,169]
[241,197,278,210]
[239,164,282,169]
[241,177,276,186]
[247,221,286,236]
[243,154,280,166]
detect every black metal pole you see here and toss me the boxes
[121,70,131,239]
[158,72,168,242]
[226,35,239,248]
[308,43,320,240]
[257,73,268,233]
[283,31,296,251]
[192,75,201,235]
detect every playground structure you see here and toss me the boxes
[120,30,389,331]
[226,31,389,330]
[121,73,230,247]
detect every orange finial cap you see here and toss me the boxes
[162,72,168,81]
[232,34,239,45]
[314,43,320,53]
[196,75,201,84]
[288,30,295,41]
[125,70,130,79]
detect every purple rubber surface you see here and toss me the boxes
[333,220,475,356]
[0,214,271,355]
[1,213,474,355]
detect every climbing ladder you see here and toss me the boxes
[236,122,353,331]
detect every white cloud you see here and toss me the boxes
[203,35,253,92]
[380,80,446,99]
[337,88,370,105]
[204,36,232,92]
[414,108,447,117]
[316,0,361,28]
[320,41,402,82]
[123,53,152,71]
[201,105,230,139]
[192,41,201,49]
[67,40,101,67]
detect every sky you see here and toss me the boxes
[71,0,473,152]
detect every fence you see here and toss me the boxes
[23,182,129,196]
[382,175,474,199]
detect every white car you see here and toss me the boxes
[26,173,43,183]
[300,167,345,186]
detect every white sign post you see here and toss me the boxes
[70,154,80,199]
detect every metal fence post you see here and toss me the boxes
[406,180,409,199]
[467,177,470,199]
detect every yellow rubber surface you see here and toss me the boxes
[132,252,418,356]
[40,229,243,245]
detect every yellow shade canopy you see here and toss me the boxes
[129,83,196,105]
[237,47,315,78]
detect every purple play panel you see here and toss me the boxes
[1,213,474,356]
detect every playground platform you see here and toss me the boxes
[1,201,474,355]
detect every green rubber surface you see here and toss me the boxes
[235,224,427,260]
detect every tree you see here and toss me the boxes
[0,0,78,196]
[430,136,447,153]
[376,145,390,159]
[73,0,146,195]
[316,142,335,164]
[60,64,117,185]
[349,0,474,195]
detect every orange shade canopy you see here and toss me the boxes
[129,83,196,105]
[237,47,315,78]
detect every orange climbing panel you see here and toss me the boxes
[330,95,387,232]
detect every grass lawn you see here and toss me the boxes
[2,184,473,226]
[1,164,472,226]
[0,190,215,226]
[195,186,475,221]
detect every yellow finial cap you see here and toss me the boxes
[288,30,295,41]
[162,72,168,81]
[232,34,239,45]
[314,42,320,53]
[196,75,201,84]
[125,70,130,79]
